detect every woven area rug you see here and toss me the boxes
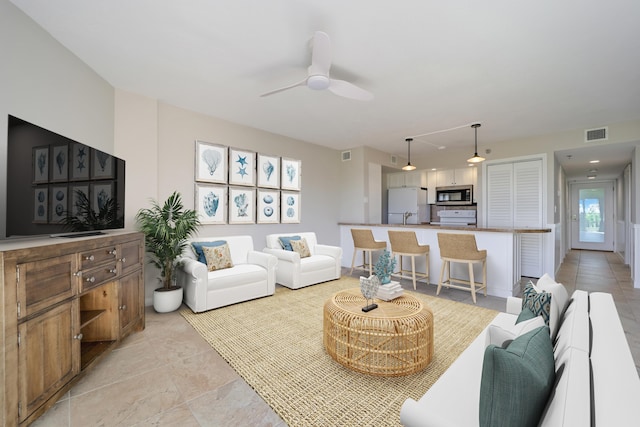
[180,277,497,427]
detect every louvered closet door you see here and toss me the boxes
[486,159,543,278]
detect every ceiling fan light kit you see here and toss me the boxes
[402,138,417,171]
[467,123,486,163]
[261,31,373,101]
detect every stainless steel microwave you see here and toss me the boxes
[435,185,473,205]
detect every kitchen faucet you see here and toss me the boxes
[403,211,413,225]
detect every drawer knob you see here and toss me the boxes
[109,268,117,274]
[85,255,95,261]
[119,304,127,310]
[119,257,127,264]
[73,333,83,340]
[108,249,117,256]
[86,276,95,283]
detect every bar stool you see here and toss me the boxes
[437,233,487,304]
[350,229,387,275]
[387,230,430,290]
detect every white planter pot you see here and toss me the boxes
[153,287,183,313]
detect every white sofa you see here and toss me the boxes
[263,232,342,289]
[400,281,640,426]
[176,235,277,313]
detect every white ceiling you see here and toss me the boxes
[11,0,640,178]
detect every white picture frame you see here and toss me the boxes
[195,184,227,224]
[50,186,68,223]
[257,154,280,188]
[228,147,256,186]
[281,158,301,191]
[229,186,255,224]
[281,191,301,223]
[257,189,280,224]
[195,140,227,183]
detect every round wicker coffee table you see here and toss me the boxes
[323,288,433,376]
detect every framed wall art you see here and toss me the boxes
[229,147,256,186]
[51,144,69,182]
[69,184,89,216]
[257,189,280,224]
[229,186,255,224]
[281,191,301,223]
[33,186,48,223]
[32,146,49,184]
[50,186,68,223]
[91,149,114,179]
[91,182,114,214]
[70,142,90,180]
[195,184,227,224]
[281,158,301,191]
[257,153,280,188]
[195,140,227,183]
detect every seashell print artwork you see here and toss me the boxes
[37,152,47,175]
[202,149,222,176]
[202,192,219,217]
[286,164,296,183]
[286,207,295,217]
[96,151,110,172]
[56,150,66,174]
[263,194,273,204]
[263,206,274,217]
[97,189,109,211]
[262,161,274,181]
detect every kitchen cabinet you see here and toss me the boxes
[436,167,476,187]
[387,170,427,188]
[2,232,145,426]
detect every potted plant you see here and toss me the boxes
[136,191,200,312]
[374,249,397,284]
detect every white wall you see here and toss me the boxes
[0,0,115,238]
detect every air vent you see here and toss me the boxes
[390,155,398,165]
[585,127,608,142]
[341,150,351,161]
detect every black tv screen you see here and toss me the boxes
[6,115,125,238]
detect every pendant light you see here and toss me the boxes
[402,138,417,171]
[467,123,485,163]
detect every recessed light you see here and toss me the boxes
[431,168,437,171]
[588,176,596,179]
[589,160,600,164]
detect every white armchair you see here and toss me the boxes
[176,235,277,312]
[264,232,342,289]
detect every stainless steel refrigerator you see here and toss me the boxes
[387,187,430,224]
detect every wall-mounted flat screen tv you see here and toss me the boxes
[5,115,125,238]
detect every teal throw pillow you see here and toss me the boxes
[191,240,227,264]
[516,306,536,324]
[479,326,555,427]
[278,235,301,251]
[522,282,552,326]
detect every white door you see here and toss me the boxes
[570,182,614,251]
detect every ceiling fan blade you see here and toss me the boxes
[328,79,374,101]
[260,78,308,97]
[308,31,331,76]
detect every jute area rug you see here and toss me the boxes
[180,277,497,427]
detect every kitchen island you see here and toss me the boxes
[339,223,552,298]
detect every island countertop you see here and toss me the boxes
[338,223,551,233]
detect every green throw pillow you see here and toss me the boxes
[278,235,301,251]
[516,306,536,324]
[522,282,552,326]
[479,326,555,427]
[191,240,227,264]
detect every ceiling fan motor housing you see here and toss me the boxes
[307,74,330,90]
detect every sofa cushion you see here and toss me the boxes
[486,315,545,348]
[522,282,552,327]
[278,235,301,251]
[536,274,570,339]
[191,240,227,264]
[291,238,311,258]
[203,244,234,271]
[479,326,555,427]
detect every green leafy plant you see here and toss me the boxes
[374,249,397,284]
[135,191,200,291]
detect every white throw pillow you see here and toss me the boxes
[536,273,570,339]
[485,315,545,348]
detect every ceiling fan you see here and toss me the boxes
[260,31,374,101]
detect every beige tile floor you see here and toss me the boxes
[33,249,640,426]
